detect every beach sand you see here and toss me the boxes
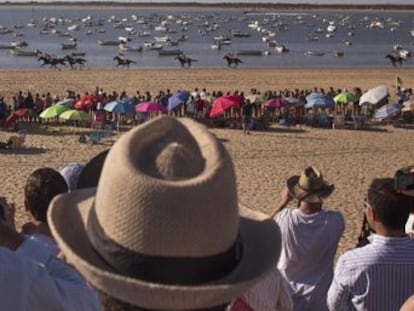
[1,67,414,257]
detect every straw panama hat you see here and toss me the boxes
[48,116,281,310]
[287,166,335,203]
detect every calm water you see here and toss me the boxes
[0,6,413,69]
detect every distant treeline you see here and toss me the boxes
[2,1,414,11]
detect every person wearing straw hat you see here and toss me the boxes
[271,167,344,311]
[48,116,283,311]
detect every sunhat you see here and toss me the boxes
[77,149,109,189]
[287,166,334,203]
[48,116,281,310]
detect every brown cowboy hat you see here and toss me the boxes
[287,166,334,203]
[48,116,281,310]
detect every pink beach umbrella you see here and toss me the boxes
[264,98,288,108]
[135,102,167,113]
[209,95,242,117]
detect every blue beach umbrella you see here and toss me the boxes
[305,94,335,109]
[104,100,134,114]
[168,91,190,111]
[373,103,402,120]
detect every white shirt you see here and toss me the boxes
[327,234,414,311]
[406,214,414,236]
[0,236,101,311]
[276,208,344,311]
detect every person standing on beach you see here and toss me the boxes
[241,99,253,135]
[272,167,344,311]
[327,178,414,311]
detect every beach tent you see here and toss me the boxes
[359,86,388,105]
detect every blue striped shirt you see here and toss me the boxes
[327,234,414,311]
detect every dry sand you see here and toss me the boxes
[1,67,414,257]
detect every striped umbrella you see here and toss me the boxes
[373,103,402,120]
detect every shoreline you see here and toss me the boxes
[0,2,414,12]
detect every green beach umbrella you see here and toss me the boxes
[334,92,357,104]
[59,109,90,121]
[39,104,70,119]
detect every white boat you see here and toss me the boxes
[67,24,80,31]
[326,25,337,33]
[61,42,77,50]
[10,48,40,56]
[118,36,130,43]
[119,44,142,52]
[98,40,121,46]
[275,44,288,53]
[10,40,28,47]
[138,31,151,37]
[154,36,171,42]
[305,51,324,56]
[154,25,168,32]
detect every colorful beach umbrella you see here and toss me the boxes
[334,92,357,104]
[3,108,28,129]
[59,109,90,121]
[359,86,388,105]
[168,91,190,111]
[56,98,75,106]
[74,95,97,110]
[39,104,70,119]
[104,100,134,114]
[209,95,242,117]
[373,103,402,120]
[305,94,335,109]
[264,98,288,108]
[135,102,167,113]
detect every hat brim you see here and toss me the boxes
[48,189,281,310]
[287,176,334,203]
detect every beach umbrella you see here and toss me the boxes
[59,109,90,121]
[359,86,388,105]
[168,91,190,111]
[104,100,134,114]
[39,104,70,119]
[305,94,335,109]
[209,95,242,117]
[135,102,167,113]
[3,108,28,129]
[305,92,325,102]
[74,95,97,110]
[264,98,288,108]
[334,92,357,104]
[373,103,402,120]
[56,98,75,106]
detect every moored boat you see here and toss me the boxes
[10,48,40,56]
[237,50,262,56]
[158,49,182,56]
[98,40,121,46]
[305,51,324,56]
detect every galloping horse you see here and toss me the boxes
[64,55,87,69]
[223,54,242,68]
[175,54,198,69]
[385,53,404,67]
[37,55,67,69]
[113,56,136,68]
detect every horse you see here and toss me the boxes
[64,55,87,69]
[223,54,243,68]
[175,54,197,69]
[113,56,136,68]
[37,55,67,69]
[385,53,404,67]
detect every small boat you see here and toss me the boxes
[118,36,130,43]
[138,31,151,37]
[275,44,288,53]
[14,33,24,37]
[305,51,324,56]
[98,40,121,46]
[119,44,142,52]
[0,43,13,49]
[10,48,39,56]
[154,35,172,42]
[10,40,28,47]
[61,42,77,50]
[334,51,344,57]
[71,51,86,57]
[67,24,80,31]
[231,31,251,38]
[344,41,352,46]
[211,42,221,50]
[158,49,182,56]
[237,50,262,56]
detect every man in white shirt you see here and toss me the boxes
[272,167,344,311]
[0,199,101,311]
[327,178,414,311]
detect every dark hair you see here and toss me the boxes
[24,167,68,223]
[368,178,413,230]
[98,291,228,311]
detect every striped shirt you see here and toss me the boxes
[327,234,414,311]
[276,208,344,311]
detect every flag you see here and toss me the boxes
[396,75,403,86]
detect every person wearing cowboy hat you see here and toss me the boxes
[271,166,344,311]
[47,116,284,311]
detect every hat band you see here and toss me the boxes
[86,206,243,285]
